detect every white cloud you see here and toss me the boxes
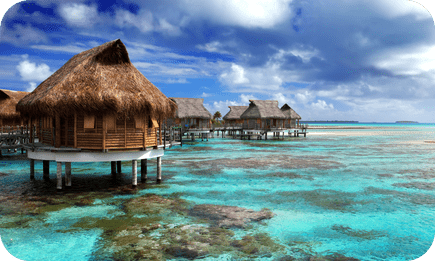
[158,19,182,36]
[311,100,334,110]
[165,78,189,84]
[240,94,257,104]
[0,24,48,45]
[30,44,88,54]
[179,0,294,28]
[16,56,53,82]
[286,46,321,63]
[295,91,315,104]
[369,0,432,20]
[115,9,154,33]
[59,3,99,28]
[196,41,231,54]
[204,100,243,116]
[271,92,294,106]
[27,82,37,92]
[372,44,435,76]
[200,92,212,98]
[220,64,249,85]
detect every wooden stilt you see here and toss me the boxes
[65,162,71,187]
[117,161,121,173]
[132,160,137,187]
[56,162,62,190]
[30,159,35,180]
[157,157,162,183]
[43,160,49,181]
[111,161,116,175]
[141,159,147,182]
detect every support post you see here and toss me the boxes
[30,159,35,180]
[141,159,147,182]
[74,113,77,148]
[43,160,49,181]
[65,162,71,187]
[157,157,162,183]
[102,115,106,150]
[132,160,137,187]
[56,162,62,190]
[117,161,121,173]
[164,125,166,149]
[111,161,116,175]
[124,117,127,148]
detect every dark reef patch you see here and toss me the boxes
[392,182,435,190]
[277,189,368,212]
[331,224,388,240]
[364,186,435,206]
[188,204,274,228]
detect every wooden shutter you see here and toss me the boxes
[134,115,144,129]
[106,114,116,130]
[84,114,95,129]
[151,118,159,128]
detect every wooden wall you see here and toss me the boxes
[36,114,158,150]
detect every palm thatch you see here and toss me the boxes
[281,104,301,119]
[0,89,29,119]
[16,39,176,119]
[170,98,212,119]
[223,106,248,120]
[240,100,286,119]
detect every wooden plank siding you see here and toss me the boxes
[35,114,158,150]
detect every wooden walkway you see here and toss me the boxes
[0,126,34,155]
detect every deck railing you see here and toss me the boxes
[157,124,183,147]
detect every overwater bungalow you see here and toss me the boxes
[240,100,287,129]
[239,100,287,139]
[280,104,302,128]
[169,98,212,140]
[0,89,28,128]
[16,39,177,190]
[223,106,247,127]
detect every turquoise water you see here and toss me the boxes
[1,124,435,260]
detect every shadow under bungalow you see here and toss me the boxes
[16,39,180,190]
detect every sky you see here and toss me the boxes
[0,1,435,122]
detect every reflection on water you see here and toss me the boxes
[1,125,435,260]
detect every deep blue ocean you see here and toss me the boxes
[1,123,435,260]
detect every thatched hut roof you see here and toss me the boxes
[0,89,29,119]
[170,98,212,119]
[281,104,301,119]
[17,39,176,118]
[223,106,248,120]
[240,100,286,119]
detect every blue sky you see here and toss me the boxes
[0,0,435,122]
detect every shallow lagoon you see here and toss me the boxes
[1,124,435,260]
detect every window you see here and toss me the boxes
[84,114,95,129]
[106,114,116,130]
[134,115,144,129]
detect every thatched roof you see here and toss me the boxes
[17,39,176,118]
[0,89,29,119]
[281,104,301,119]
[240,100,286,119]
[223,106,248,120]
[170,98,212,119]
